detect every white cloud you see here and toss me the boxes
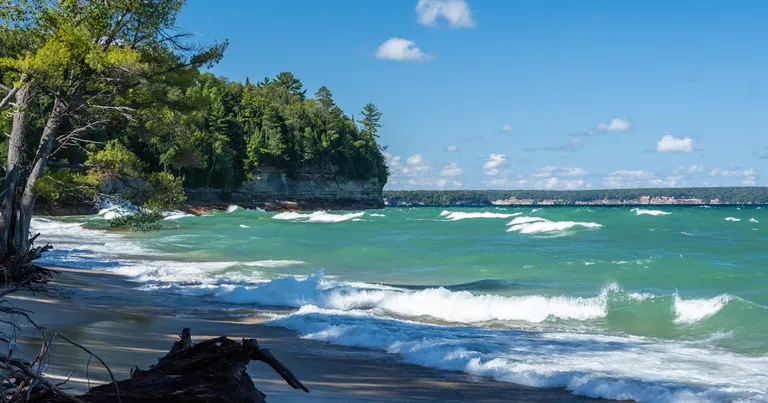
[416,0,474,28]
[709,168,755,177]
[502,124,514,132]
[482,153,507,176]
[407,154,425,166]
[445,145,458,152]
[675,165,703,174]
[376,38,431,62]
[534,166,588,178]
[602,170,651,188]
[743,178,756,186]
[597,118,631,132]
[609,169,649,178]
[656,135,695,153]
[537,177,588,190]
[440,162,463,177]
[437,179,463,189]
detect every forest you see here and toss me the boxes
[384,188,768,206]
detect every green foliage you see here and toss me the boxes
[384,188,768,206]
[109,211,164,232]
[32,170,99,204]
[86,140,144,179]
[144,171,186,211]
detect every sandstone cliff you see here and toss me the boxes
[186,168,385,211]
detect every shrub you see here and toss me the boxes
[109,211,164,232]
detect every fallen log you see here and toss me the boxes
[42,328,308,403]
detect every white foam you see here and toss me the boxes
[239,224,249,228]
[203,273,611,323]
[272,211,365,223]
[749,218,759,223]
[506,216,602,234]
[439,211,522,221]
[369,213,386,217]
[270,306,768,403]
[724,217,741,222]
[164,211,195,220]
[226,205,241,213]
[631,208,671,216]
[109,259,305,283]
[673,294,731,324]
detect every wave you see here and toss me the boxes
[724,217,741,222]
[152,273,748,328]
[163,211,195,220]
[439,210,522,221]
[749,218,759,223]
[673,294,731,324]
[632,208,671,216]
[272,211,365,223]
[269,305,768,403]
[239,224,249,228]
[506,216,601,234]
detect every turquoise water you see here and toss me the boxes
[34,206,768,402]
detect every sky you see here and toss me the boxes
[177,0,768,190]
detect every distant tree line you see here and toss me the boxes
[384,188,768,205]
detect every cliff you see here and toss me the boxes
[186,168,385,211]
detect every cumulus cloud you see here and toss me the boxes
[482,153,507,176]
[501,124,514,132]
[709,167,758,187]
[440,162,463,177]
[445,145,458,152]
[376,38,431,62]
[656,135,695,152]
[539,178,588,190]
[597,118,631,132]
[416,0,474,28]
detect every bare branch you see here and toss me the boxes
[0,87,19,111]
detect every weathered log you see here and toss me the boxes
[70,328,308,403]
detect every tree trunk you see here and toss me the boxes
[0,79,31,260]
[13,96,66,255]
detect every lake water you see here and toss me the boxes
[34,205,768,402]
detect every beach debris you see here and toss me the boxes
[74,327,308,402]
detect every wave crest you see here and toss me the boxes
[439,210,522,221]
[631,208,671,216]
[272,211,365,223]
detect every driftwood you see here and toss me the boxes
[68,328,309,402]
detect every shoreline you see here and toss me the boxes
[9,267,607,402]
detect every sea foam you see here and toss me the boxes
[673,293,731,324]
[272,211,365,223]
[439,210,522,221]
[506,216,601,234]
[631,208,671,216]
[724,217,741,222]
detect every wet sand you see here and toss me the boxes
[8,267,604,402]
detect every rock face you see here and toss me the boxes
[186,169,385,211]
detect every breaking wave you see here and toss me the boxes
[506,216,602,234]
[724,217,741,222]
[632,208,671,216]
[439,210,523,221]
[272,211,366,223]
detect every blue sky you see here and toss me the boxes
[178,0,768,190]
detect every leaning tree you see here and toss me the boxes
[0,0,226,283]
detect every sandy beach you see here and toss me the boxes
[6,267,604,402]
